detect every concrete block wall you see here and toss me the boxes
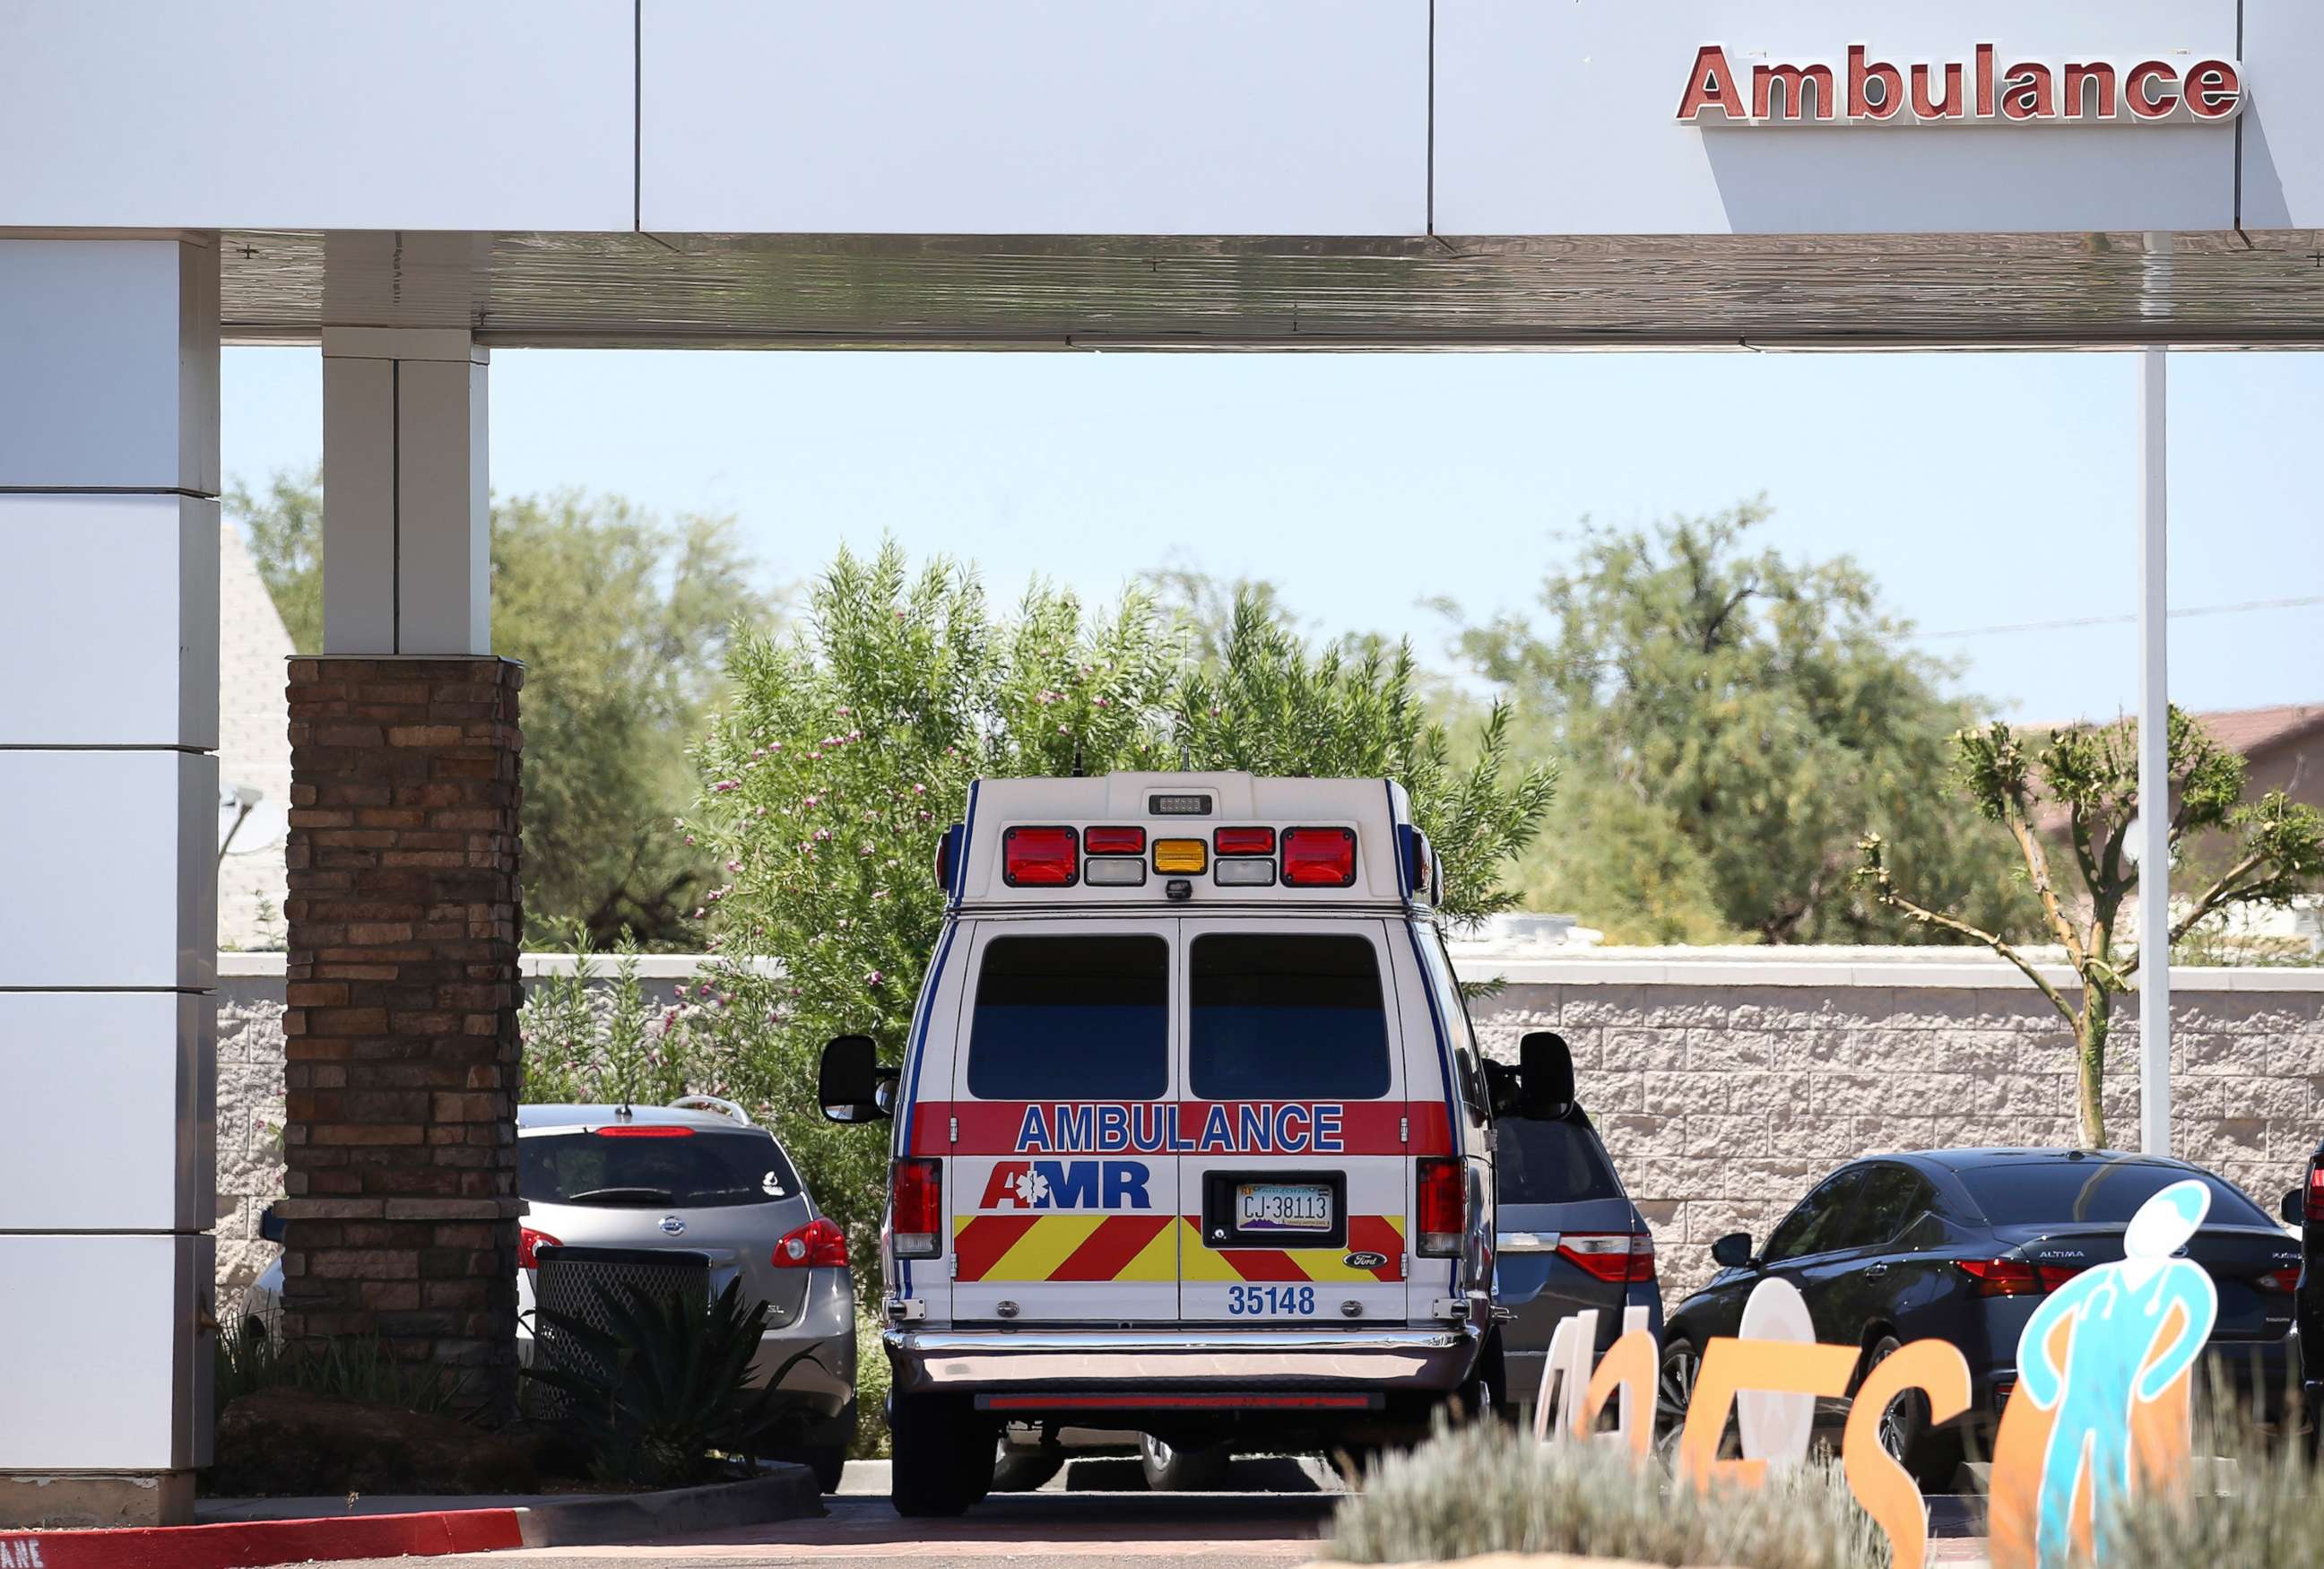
[216,949,2324,1309]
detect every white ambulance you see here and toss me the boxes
[818,773,1530,1515]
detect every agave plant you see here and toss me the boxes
[523,1277,823,1487]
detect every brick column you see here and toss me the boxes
[279,656,525,1415]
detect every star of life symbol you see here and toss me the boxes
[1011,1167,1052,1208]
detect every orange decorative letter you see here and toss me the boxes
[1842,1341,1972,1569]
[1678,1338,1857,1488]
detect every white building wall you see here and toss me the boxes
[0,238,220,1513]
[1,2,2316,237]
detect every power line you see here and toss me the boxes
[1911,594,2324,641]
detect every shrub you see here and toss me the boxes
[1324,1419,1886,1569]
[213,1313,475,1423]
[522,1278,823,1488]
[2083,1421,2323,1567]
[519,923,759,1111]
[849,1305,893,1460]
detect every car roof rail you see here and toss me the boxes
[668,1094,753,1127]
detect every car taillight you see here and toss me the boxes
[2308,1162,2324,1223]
[1557,1233,1657,1284]
[2260,1265,2302,1296]
[934,823,962,891]
[1955,1257,2081,1296]
[518,1227,560,1271]
[1084,826,1146,854]
[1002,826,1078,887]
[1416,1157,1464,1256]
[1281,827,1357,887]
[1213,826,1276,857]
[892,1157,942,1258]
[774,1217,850,1269]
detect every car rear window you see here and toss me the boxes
[521,1129,799,1209]
[1956,1159,2272,1227]
[967,933,1169,1100]
[1496,1114,1625,1204]
[1188,932,1391,1101]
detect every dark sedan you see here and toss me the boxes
[1660,1149,2302,1487]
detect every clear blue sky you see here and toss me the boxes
[222,346,2322,724]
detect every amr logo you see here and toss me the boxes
[977,1159,1151,1210]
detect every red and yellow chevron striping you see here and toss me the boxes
[951,1213,1406,1283]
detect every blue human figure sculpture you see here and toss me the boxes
[2013,1179,2217,1565]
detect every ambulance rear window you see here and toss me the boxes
[967,934,1169,1100]
[1188,933,1390,1100]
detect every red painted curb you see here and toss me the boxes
[0,1507,526,1569]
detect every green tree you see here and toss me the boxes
[229,464,325,651]
[1857,709,2324,1149]
[1448,501,2035,946]
[680,541,1555,1257]
[227,470,773,948]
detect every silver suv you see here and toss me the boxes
[246,1097,857,1488]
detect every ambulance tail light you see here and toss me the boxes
[1002,826,1079,887]
[773,1217,850,1269]
[1281,827,1357,888]
[1084,826,1147,855]
[891,1158,942,1258]
[1416,1157,1465,1256]
[2307,1159,2324,1223]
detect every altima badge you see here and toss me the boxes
[659,1215,686,1235]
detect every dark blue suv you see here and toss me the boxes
[1660,1149,2300,1486]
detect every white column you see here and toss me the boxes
[321,327,490,655]
[0,237,219,1526]
[2138,347,2172,1157]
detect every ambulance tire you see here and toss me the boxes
[1460,1332,1511,1426]
[889,1393,994,1517]
[1138,1432,1233,1491]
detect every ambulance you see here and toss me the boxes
[818,773,1532,1515]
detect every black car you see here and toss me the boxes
[1660,1149,2302,1486]
[2279,1135,2324,1432]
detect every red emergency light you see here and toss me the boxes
[1213,826,1276,856]
[1002,826,1079,887]
[1084,826,1147,855]
[1280,827,1357,888]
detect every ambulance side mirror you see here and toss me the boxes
[2283,1187,2305,1228]
[1519,1031,1575,1114]
[819,1035,894,1124]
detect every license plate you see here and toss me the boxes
[1236,1182,1332,1233]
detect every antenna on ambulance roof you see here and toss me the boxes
[1071,743,1087,778]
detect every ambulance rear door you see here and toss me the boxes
[946,918,1183,1323]
[1176,917,1412,1325]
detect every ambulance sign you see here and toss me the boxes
[1678,44,2244,126]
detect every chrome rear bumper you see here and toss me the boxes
[886,1324,1479,1395]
